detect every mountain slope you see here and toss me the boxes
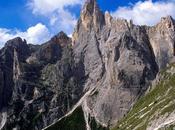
[0,32,86,130]
[44,0,175,130]
[111,64,175,130]
[44,64,175,130]
[72,0,158,127]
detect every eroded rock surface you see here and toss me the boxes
[0,32,85,130]
[52,0,175,129]
[72,0,159,127]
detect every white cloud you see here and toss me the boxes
[0,29,16,47]
[28,0,83,15]
[49,9,78,35]
[0,0,84,47]
[18,23,51,44]
[111,0,175,26]
[0,23,51,47]
[28,0,83,35]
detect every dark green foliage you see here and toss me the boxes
[90,117,108,130]
[45,107,86,130]
[45,106,109,130]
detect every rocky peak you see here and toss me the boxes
[26,31,71,64]
[82,0,97,14]
[5,37,27,48]
[51,31,71,46]
[72,0,105,44]
[153,15,175,34]
[55,31,68,38]
[160,15,174,29]
[146,16,175,69]
[4,37,30,62]
[80,0,104,31]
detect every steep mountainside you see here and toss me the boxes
[111,64,175,130]
[0,32,86,130]
[0,0,175,130]
[44,0,175,130]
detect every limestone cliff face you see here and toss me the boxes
[72,0,159,127]
[55,0,175,129]
[111,64,175,130]
[146,16,175,69]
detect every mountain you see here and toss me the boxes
[111,64,175,130]
[0,0,175,130]
[0,33,85,130]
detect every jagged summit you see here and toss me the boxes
[161,15,174,23]
[51,31,71,46]
[5,37,27,48]
[53,31,68,39]
[26,31,71,64]
[3,37,30,62]
[159,15,175,30]
[78,0,104,31]
[82,0,97,13]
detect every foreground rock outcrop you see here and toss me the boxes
[0,0,175,130]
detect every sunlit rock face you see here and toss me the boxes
[71,0,175,128]
[146,16,175,69]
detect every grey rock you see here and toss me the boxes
[1,0,175,130]
[0,32,85,130]
[70,0,174,128]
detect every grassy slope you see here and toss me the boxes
[111,64,175,130]
[45,64,175,130]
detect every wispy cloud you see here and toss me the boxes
[2,0,175,48]
[111,0,175,26]
[0,0,84,47]
[0,23,51,47]
[28,0,83,35]
[28,0,83,15]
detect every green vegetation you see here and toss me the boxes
[45,107,86,130]
[90,118,108,130]
[111,64,175,130]
[44,64,175,130]
[45,106,108,130]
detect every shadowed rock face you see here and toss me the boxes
[0,32,86,130]
[0,37,30,110]
[0,0,175,130]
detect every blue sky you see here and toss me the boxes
[0,0,175,46]
[0,0,139,31]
